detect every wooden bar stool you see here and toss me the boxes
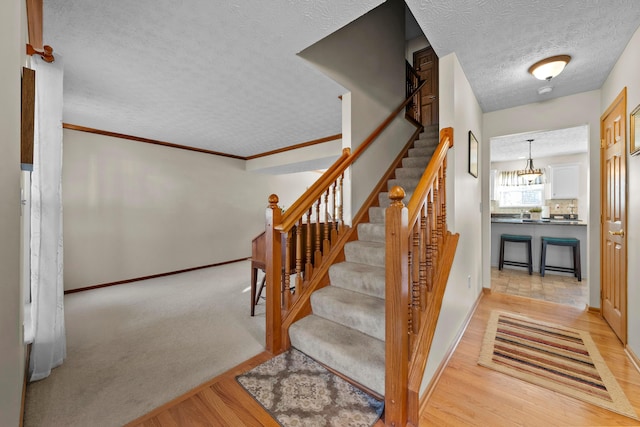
[499,234,533,275]
[540,236,581,281]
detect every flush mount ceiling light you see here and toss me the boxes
[528,55,571,81]
[517,139,543,182]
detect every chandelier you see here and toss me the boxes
[517,139,542,182]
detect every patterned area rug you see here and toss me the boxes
[236,349,384,426]
[479,310,638,420]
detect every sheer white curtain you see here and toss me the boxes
[29,54,66,382]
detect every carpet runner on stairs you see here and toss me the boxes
[288,125,439,396]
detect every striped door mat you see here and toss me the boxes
[479,310,638,420]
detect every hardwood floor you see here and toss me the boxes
[421,292,640,426]
[127,292,640,426]
[125,352,281,427]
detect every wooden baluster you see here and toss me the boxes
[411,221,420,340]
[338,174,344,232]
[432,184,440,276]
[305,208,313,279]
[442,159,448,230]
[407,245,413,344]
[265,194,283,353]
[283,232,291,310]
[315,200,322,266]
[438,167,445,247]
[331,181,338,242]
[296,218,302,290]
[419,204,428,311]
[323,189,330,254]
[385,186,409,426]
[426,192,434,292]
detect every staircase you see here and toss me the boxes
[288,124,440,396]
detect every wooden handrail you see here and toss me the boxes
[265,78,428,354]
[407,231,459,425]
[385,127,458,426]
[407,127,453,224]
[350,80,427,164]
[278,79,426,233]
[278,148,350,232]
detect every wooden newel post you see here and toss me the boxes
[385,186,409,426]
[265,194,283,354]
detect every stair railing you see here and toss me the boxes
[264,79,427,354]
[385,127,459,426]
[405,60,421,124]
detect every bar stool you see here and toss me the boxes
[540,236,581,281]
[499,234,533,275]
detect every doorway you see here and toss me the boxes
[600,88,628,344]
[489,126,590,308]
[412,46,439,126]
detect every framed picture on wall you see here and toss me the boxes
[468,131,478,178]
[631,104,640,156]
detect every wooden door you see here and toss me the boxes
[600,88,627,344]
[413,46,438,126]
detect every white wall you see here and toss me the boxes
[245,139,342,174]
[600,25,640,358]
[0,0,25,424]
[482,90,602,307]
[298,0,415,219]
[63,130,321,290]
[421,52,483,393]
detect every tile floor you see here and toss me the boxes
[491,266,588,309]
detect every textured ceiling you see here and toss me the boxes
[44,1,640,157]
[43,0,384,157]
[408,0,640,112]
[490,125,588,163]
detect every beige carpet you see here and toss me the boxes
[479,310,638,420]
[24,260,266,427]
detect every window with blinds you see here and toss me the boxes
[495,171,545,207]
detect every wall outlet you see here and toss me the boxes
[467,275,471,289]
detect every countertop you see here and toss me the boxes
[491,218,586,226]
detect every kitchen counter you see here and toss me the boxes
[491,220,587,276]
[491,218,586,226]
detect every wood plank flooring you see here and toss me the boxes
[421,292,640,426]
[127,292,640,426]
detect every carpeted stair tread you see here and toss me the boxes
[357,222,385,243]
[387,177,420,192]
[328,261,386,299]
[344,240,385,267]
[402,156,431,168]
[408,147,435,158]
[368,206,385,223]
[310,286,385,341]
[395,167,426,179]
[414,138,439,149]
[418,128,438,139]
[289,314,385,395]
[288,124,442,398]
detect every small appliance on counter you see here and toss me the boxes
[541,206,550,219]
